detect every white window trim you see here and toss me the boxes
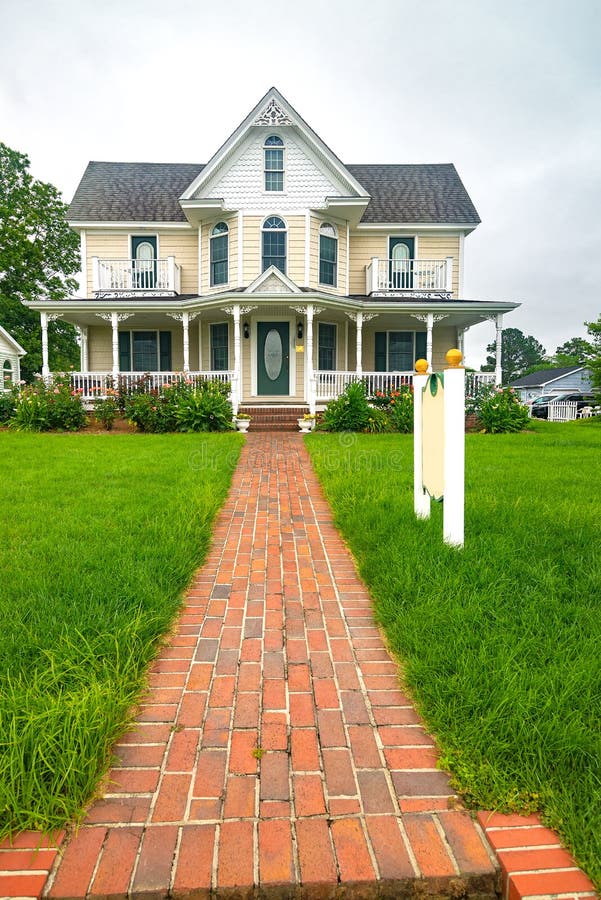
[263,135,286,195]
[379,329,425,372]
[260,215,288,275]
[316,320,338,370]
[121,328,170,372]
[209,320,231,371]
[318,222,339,290]
[209,221,230,289]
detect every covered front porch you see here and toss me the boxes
[36,297,507,414]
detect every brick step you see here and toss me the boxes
[238,406,308,432]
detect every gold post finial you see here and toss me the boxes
[415,358,428,375]
[445,348,463,368]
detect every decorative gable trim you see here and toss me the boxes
[253,98,293,127]
[180,87,370,203]
[0,325,27,357]
[245,266,302,294]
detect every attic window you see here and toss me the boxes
[264,135,284,192]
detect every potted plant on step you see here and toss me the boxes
[298,413,316,433]
[235,413,251,433]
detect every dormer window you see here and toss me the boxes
[264,135,284,192]
[319,223,338,287]
[210,222,229,286]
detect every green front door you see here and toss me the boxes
[257,322,289,395]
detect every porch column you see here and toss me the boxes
[306,304,315,413]
[356,312,363,376]
[457,327,466,357]
[111,312,120,378]
[41,312,50,378]
[80,326,89,372]
[198,318,202,371]
[426,313,434,371]
[495,314,503,385]
[182,311,190,372]
[232,304,241,414]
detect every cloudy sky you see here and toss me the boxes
[2,0,599,366]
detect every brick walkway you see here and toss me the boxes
[1,433,597,898]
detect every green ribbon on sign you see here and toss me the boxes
[426,372,444,396]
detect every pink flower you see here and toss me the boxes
[53,388,60,394]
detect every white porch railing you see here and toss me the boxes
[314,371,414,401]
[70,371,235,402]
[465,372,496,395]
[92,257,181,293]
[365,257,453,294]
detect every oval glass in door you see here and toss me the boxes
[264,329,283,381]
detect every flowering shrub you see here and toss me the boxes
[476,386,530,433]
[9,374,87,431]
[124,379,233,433]
[371,385,414,433]
[94,394,119,430]
[0,387,18,424]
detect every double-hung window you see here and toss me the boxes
[318,323,337,371]
[210,323,229,371]
[118,331,172,372]
[262,216,287,273]
[264,135,284,192]
[374,331,427,372]
[319,223,338,286]
[210,222,229,286]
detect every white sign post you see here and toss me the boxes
[413,349,465,547]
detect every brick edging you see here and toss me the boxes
[477,811,598,899]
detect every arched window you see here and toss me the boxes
[262,216,287,273]
[319,223,338,287]
[210,222,229,286]
[2,359,13,391]
[264,135,284,192]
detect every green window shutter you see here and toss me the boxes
[159,332,172,372]
[374,332,387,372]
[415,331,427,363]
[118,332,131,371]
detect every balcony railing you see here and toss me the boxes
[92,257,181,294]
[365,257,453,294]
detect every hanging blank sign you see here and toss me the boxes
[422,373,445,501]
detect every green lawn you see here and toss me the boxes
[307,419,601,888]
[0,432,242,837]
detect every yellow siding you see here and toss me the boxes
[431,326,458,369]
[200,216,238,294]
[418,234,461,296]
[87,325,113,370]
[242,216,263,285]
[85,233,129,295]
[158,231,198,295]
[348,233,387,294]
[287,216,305,286]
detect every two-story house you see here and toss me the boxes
[29,87,517,413]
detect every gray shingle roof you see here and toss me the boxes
[68,161,480,226]
[346,164,480,225]
[510,366,585,387]
[68,162,204,222]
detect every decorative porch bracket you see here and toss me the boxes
[96,313,133,377]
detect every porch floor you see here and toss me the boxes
[1,435,593,899]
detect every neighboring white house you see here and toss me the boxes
[0,326,26,391]
[510,366,593,401]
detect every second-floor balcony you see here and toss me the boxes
[365,256,454,297]
[92,257,181,297]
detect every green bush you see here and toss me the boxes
[9,374,87,432]
[321,380,371,432]
[94,395,119,430]
[0,389,17,424]
[365,408,391,433]
[477,386,530,433]
[124,379,233,433]
[174,381,234,432]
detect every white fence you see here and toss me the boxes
[365,258,453,293]
[314,370,495,402]
[93,258,181,293]
[548,401,579,422]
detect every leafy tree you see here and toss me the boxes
[553,336,595,367]
[483,327,546,383]
[0,143,80,381]
[584,315,601,393]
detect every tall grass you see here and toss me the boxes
[307,420,601,887]
[0,432,242,836]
